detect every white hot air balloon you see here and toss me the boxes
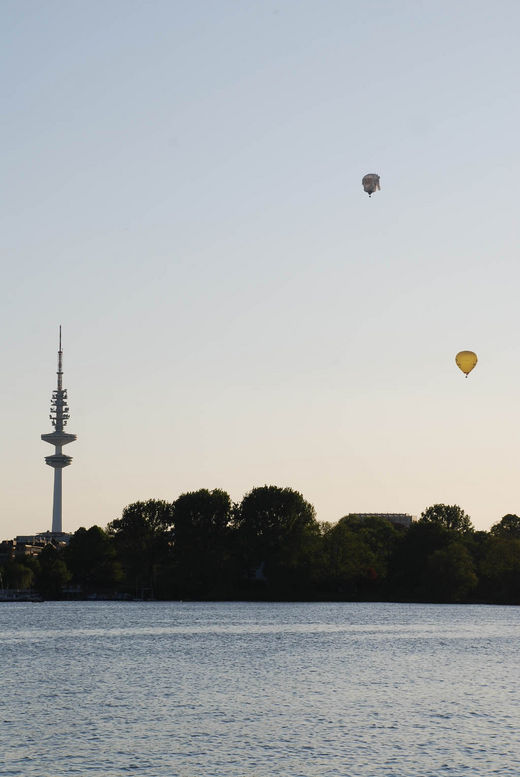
[362,173,381,197]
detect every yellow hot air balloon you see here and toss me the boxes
[455,350,478,377]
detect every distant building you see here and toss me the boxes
[0,533,71,564]
[16,532,71,548]
[0,538,46,564]
[352,513,415,529]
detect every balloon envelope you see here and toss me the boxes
[362,173,380,197]
[455,350,478,376]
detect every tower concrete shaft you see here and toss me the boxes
[41,327,76,533]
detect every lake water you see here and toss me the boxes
[1,601,519,776]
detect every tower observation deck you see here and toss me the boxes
[41,327,77,534]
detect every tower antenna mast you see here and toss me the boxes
[41,327,77,534]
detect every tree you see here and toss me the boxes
[490,514,520,539]
[425,542,478,602]
[479,536,520,603]
[318,519,376,597]
[389,520,451,600]
[344,515,402,586]
[34,545,71,599]
[65,526,122,593]
[2,560,35,590]
[171,489,233,597]
[107,500,174,598]
[420,504,474,533]
[233,485,320,595]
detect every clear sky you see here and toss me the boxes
[2,0,520,537]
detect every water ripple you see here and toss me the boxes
[2,602,520,776]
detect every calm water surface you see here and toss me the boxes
[1,601,519,776]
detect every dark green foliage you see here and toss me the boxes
[1,560,35,589]
[425,542,478,602]
[171,488,233,598]
[232,485,320,597]
[478,536,520,603]
[388,520,452,600]
[65,526,122,593]
[34,545,71,599]
[347,515,402,588]
[107,499,174,598]
[318,519,376,597]
[419,504,474,533]
[14,494,520,603]
[490,514,520,539]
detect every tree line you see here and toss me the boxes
[3,486,520,603]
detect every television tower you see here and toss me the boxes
[41,327,77,534]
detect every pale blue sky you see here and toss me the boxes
[2,0,520,536]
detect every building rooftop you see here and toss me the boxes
[351,513,416,527]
